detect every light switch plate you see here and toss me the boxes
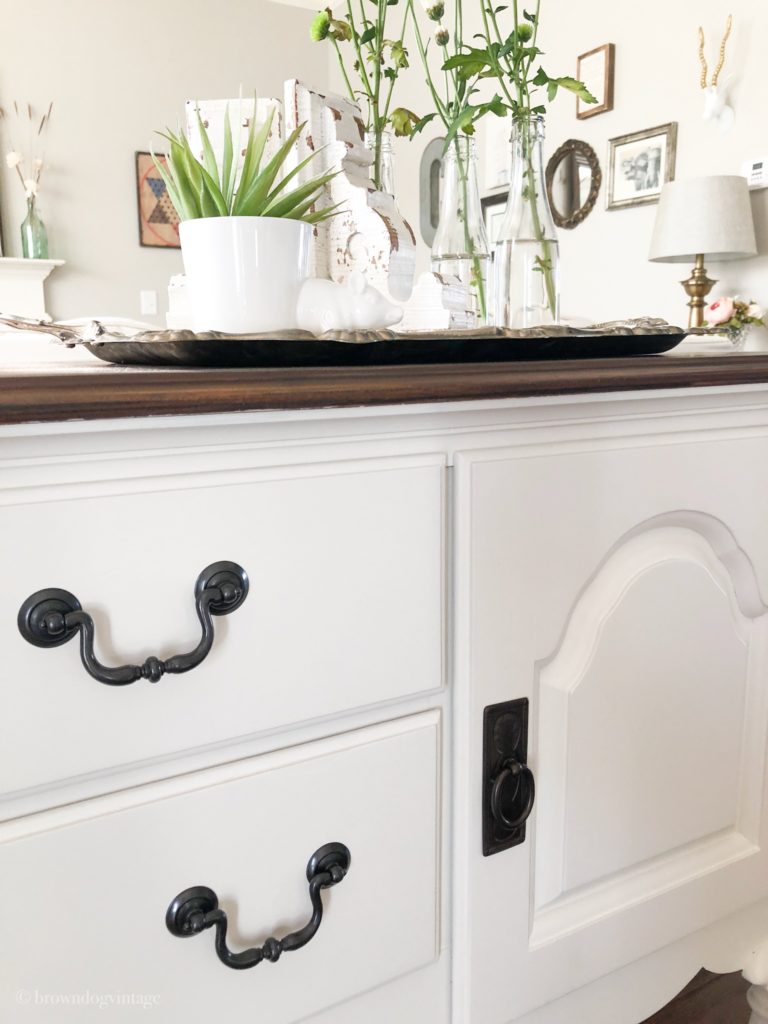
[741,158,768,190]
[140,290,158,316]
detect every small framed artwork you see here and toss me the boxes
[481,192,508,245]
[135,152,180,248]
[607,122,677,211]
[576,43,615,120]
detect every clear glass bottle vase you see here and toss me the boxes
[20,195,49,260]
[431,136,491,326]
[364,129,396,195]
[494,115,560,328]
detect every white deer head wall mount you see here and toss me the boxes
[699,15,734,133]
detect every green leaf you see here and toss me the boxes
[181,134,227,216]
[301,202,346,225]
[236,103,275,203]
[390,106,421,137]
[409,112,438,137]
[532,67,549,86]
[265,144,328,202]
[221,105,236,210]
[388,40,409,69]
[195,108,221,186]
[329,16,353,40]
[442,49,492,77]
[261,170,338,217]
[360,25,376,44]
[233,123,305,216]
[552,75,597,104]
[151,151,195,221]
[523,8,537,22]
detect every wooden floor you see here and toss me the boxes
[642,970,750,1024]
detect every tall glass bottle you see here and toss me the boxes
[431,136,491,326]
[494,115,559,329]
[364,129,396,195]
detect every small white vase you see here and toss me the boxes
[179,217,311,334]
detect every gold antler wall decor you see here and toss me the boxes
[711,14,733,86]
[698,27,708,88]
[698,15,735,131]
[698,15,733,87]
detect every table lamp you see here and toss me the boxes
[649,175,757,328]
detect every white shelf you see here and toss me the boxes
[0,257,65,320]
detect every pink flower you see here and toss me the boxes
[704,297,735,326]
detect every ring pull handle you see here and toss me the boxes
[490,759,535,831]
[17,561,249,686]
[165,843,351,971]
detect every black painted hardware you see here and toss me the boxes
[17,561,248,686]
[165,842,351,970]
[483,698,535,856]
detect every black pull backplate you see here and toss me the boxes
[483,697,535,856]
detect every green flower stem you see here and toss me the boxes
[522,144,556,317]
[345,0,375,117]
[454,139,487,321]
[407,0,449,123]
[408,0,487,321]
[382,6,410,122]
[484,0,556,320]
[332,38,357,107]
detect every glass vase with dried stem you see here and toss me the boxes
[310,3,421,193]
[407,0,505,324]
[2,101,53,260]
[445,0,596,327]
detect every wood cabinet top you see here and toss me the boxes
[3,352,768,425]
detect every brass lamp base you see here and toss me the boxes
[681,253,717,329]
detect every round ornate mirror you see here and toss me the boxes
[545,140,602,229]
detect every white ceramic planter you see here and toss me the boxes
[179,217,311,334]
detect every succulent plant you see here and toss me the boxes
[154,104,341,224]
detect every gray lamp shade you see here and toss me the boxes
[649,175,757,263]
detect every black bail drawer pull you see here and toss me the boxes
[165,843,351,970]
[17,561,249,686]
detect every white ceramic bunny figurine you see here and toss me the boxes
[296,271,403,336]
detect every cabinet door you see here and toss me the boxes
[453,434,768,1024]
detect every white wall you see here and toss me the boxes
[0,0,328,321]
[331,0,768,334]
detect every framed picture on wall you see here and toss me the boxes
[607,122,677,211]
[135,152,180,248]
[576,43,615,119]
[481,192,508,246]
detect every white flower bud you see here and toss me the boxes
[24,178,38,196]
[434,24,450,45]
[5,151,21,168]
[422,0,445,21]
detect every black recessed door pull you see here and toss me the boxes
[165,843,351,970]
[490,759,535,831]
[17,561,249,686]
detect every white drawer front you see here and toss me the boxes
[0,713,441,1023]
[2,454,444,807]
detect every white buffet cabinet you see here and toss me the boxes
[3,381,768,1023]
